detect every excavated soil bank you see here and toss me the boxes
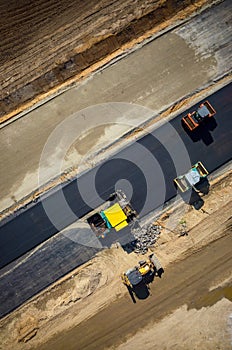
[0,0,215,123]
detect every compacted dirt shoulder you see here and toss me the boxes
[0,0,215,122]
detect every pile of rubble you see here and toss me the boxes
[131,223,161,254]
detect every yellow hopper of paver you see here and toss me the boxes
[103,203,128,231]
[87,190,137,238]
[174,162,208,193]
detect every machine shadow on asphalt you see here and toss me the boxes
[182,117,218,146]
[176,187,205,210]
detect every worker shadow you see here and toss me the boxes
[182,118,217,146]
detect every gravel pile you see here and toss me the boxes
[131,223,161,254]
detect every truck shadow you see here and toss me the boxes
[182,118,217,145]
[128,283,150,303]
[127,270,164,303]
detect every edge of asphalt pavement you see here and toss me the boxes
[0,74,231,225]
[0,0,231,220]
[0,0,223,129]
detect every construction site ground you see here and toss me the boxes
[0,167,231,350]
[0,0,231,349]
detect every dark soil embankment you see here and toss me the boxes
[0,0,213,122]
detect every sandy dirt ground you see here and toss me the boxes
[116,299,232,350]
[0,0,217,122]
[0,168,231,350]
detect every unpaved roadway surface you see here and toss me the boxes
[37,231,232,350]
[117,299,232,350]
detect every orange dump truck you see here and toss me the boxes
[182,101,216,131]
